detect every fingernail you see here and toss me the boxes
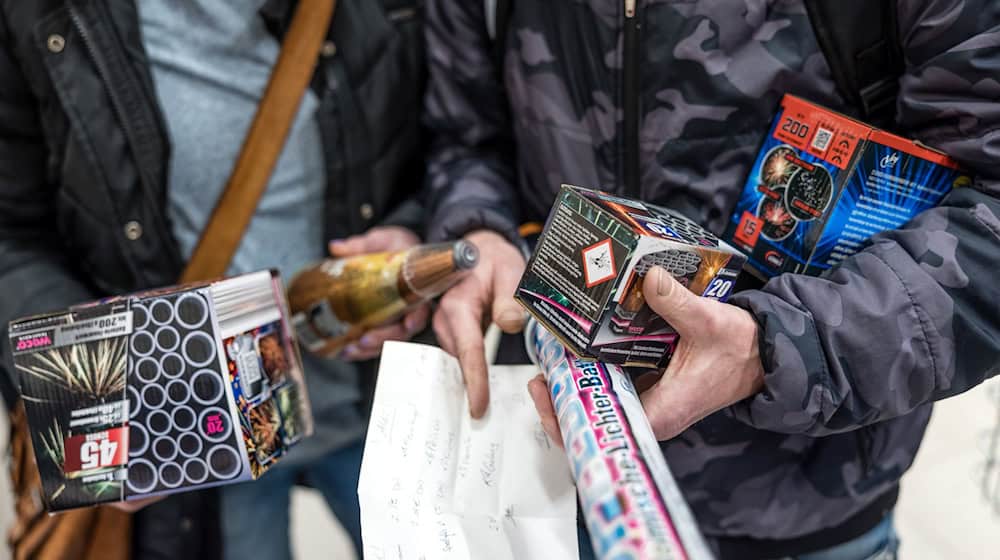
[340,344,359,357]
[655,267,671,296]
[359,334,376,348]
[470,398,487,419]
[404,316,419,333]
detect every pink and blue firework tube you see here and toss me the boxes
[525,319,713,560]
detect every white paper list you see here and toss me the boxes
[359,342,578,560]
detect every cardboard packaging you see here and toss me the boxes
[515,185,746,369]
[724,94,972,279]
[9,270,313,511]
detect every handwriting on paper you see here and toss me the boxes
[358,342,578,560]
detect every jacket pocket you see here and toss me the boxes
[850,408,931,496]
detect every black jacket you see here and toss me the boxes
[0,0,425,557]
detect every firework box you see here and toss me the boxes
[9,270,313,512]
[724,94,972,279]
[515,184,746,369]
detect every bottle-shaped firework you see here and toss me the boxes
[287,241,479,357]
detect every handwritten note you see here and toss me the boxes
[359,342,578,560]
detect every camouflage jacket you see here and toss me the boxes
[423,0,1000,547]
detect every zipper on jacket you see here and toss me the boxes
[623,0,640,198]
[67,10,125,137]
[67,7,148,281]
[68,3,185,277]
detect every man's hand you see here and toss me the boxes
[328,226,430,361]
[639,266,764,440]
[528,369,663,448]
[528,265,765,443]
[433,229,526,418]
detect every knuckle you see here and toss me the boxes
[458,343,484,364]
[700,310,723,334]
[438,297,462,315]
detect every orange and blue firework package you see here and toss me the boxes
[724,95,972,279]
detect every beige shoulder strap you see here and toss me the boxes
[180,0,338,283]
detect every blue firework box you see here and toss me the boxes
[724,95,973,278]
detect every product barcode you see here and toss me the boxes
[812,127,833,151]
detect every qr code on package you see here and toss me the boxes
[811,127,833,152]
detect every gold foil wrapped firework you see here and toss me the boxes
[288,240,479,357]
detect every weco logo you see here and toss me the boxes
[880,152,900,169]
[15,332,54,352]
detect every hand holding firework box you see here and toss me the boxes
[9,270,313,511]
[515,184,746,369]
[525,319,713,560]
[724,94,972,279]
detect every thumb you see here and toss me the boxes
[527,375,563,448]
[642,266,710,336]
[493,298,526,334]
[491,260,527,334]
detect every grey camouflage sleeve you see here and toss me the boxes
[728,1,1000,436]
[422,0,522,245]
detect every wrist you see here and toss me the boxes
[734,307,767,401]
[727,289,774,377]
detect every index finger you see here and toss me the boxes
[328,234,370,257]
[449,309,490,419]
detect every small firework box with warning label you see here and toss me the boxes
[724,94,972,279]
[515,185,746,368]
[9,270,313,511]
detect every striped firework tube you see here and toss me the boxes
[525,319,713,560]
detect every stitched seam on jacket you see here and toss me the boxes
[868,249,939,388]
[971,205,1000,242]
[800,299,837,430]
